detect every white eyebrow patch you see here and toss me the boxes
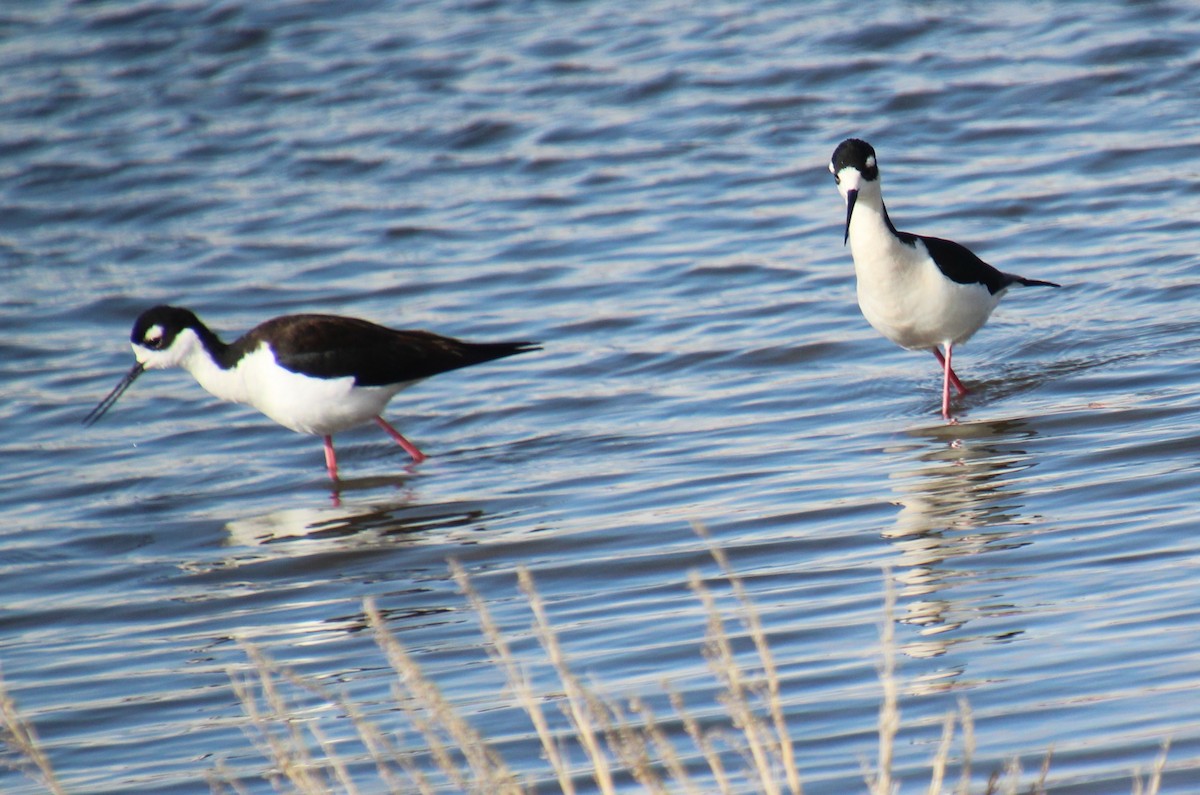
[865,155,876,169]
[828,162,836,173]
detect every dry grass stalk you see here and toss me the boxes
[326,690,421,795]
[927,710,957,795]
[238,640,434,795]
[629,694,701,795]
[1132,739,1170,795]
[956,697,975,795]
[1034,747,1053,793]
[603,696,667,793]
[319,669,429,794]
[206,758,254,795]
[233,643,411,795]
[450,559,577,795]
[223,632,480,795]
[694,521,803,795]
[227,645,341,795]
[668,684,734,795]
[0,672,67,795]
[865,571,899,795]
[980,755,1025,795]
[517,566,616,795]
[690,569,781,795]
[1002,756,1023,795]
[363,598,522,795]
[303,719,361,795]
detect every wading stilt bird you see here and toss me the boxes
[84,305,539,480]
[828,138,1059,421]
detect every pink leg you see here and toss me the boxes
[374,417,427,463]
[931,347,968,395]
[323,435,339,481]
[939,343,956,422]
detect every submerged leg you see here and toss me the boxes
[931,347,968,395]
[323,435,339,481]
[374,417,427,463]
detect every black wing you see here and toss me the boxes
[913,235,1061,292]
[229,315,539,386]
[902,233,1012,295]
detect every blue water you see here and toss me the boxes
[3,1,1200,792]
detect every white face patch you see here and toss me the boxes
[133,325,198,370]
[835,166,863,198]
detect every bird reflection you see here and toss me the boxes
[222,500,489,550]
[882,417,1042,669]
[170,500,500,654]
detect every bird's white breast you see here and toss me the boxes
[848,204,1002,350]
[184,343,410,436]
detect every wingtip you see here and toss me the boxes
[1004,272,1061,289]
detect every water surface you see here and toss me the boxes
[2,1,1200,792]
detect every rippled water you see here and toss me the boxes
[3,1,1200,792]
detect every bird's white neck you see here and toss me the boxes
[177,333,254,405]
[846,183,920,278]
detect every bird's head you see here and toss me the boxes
[130,305,208,370]
[829,138,881,245]
[83,305,211,427]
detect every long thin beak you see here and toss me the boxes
[83,362,145,426]
[843,188,858,245]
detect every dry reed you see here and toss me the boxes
[865,570,899,795]
[0,533,1183,795]
[0,671,66,795]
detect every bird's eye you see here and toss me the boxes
[142,324,166,349]
[833,173,841,184]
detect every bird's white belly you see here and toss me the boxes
[252,374,402,436]
[852,238,1003,350]
[191,346,410,436]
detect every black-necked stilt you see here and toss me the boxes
[84,305,539,480]
[829,138,1060,421]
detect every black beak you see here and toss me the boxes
[843,188,857,245]
[83,362,145,426]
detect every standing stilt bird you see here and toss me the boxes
[84,305,539,479]
[828,139,1059,421]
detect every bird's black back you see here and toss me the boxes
[222,314,539,386]
[901,233,1060,295]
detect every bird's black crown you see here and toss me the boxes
[131,305,203,350]
[830,138,879,180]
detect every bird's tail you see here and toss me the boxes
[458,340,542,367]
[1012,275,1061,288]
